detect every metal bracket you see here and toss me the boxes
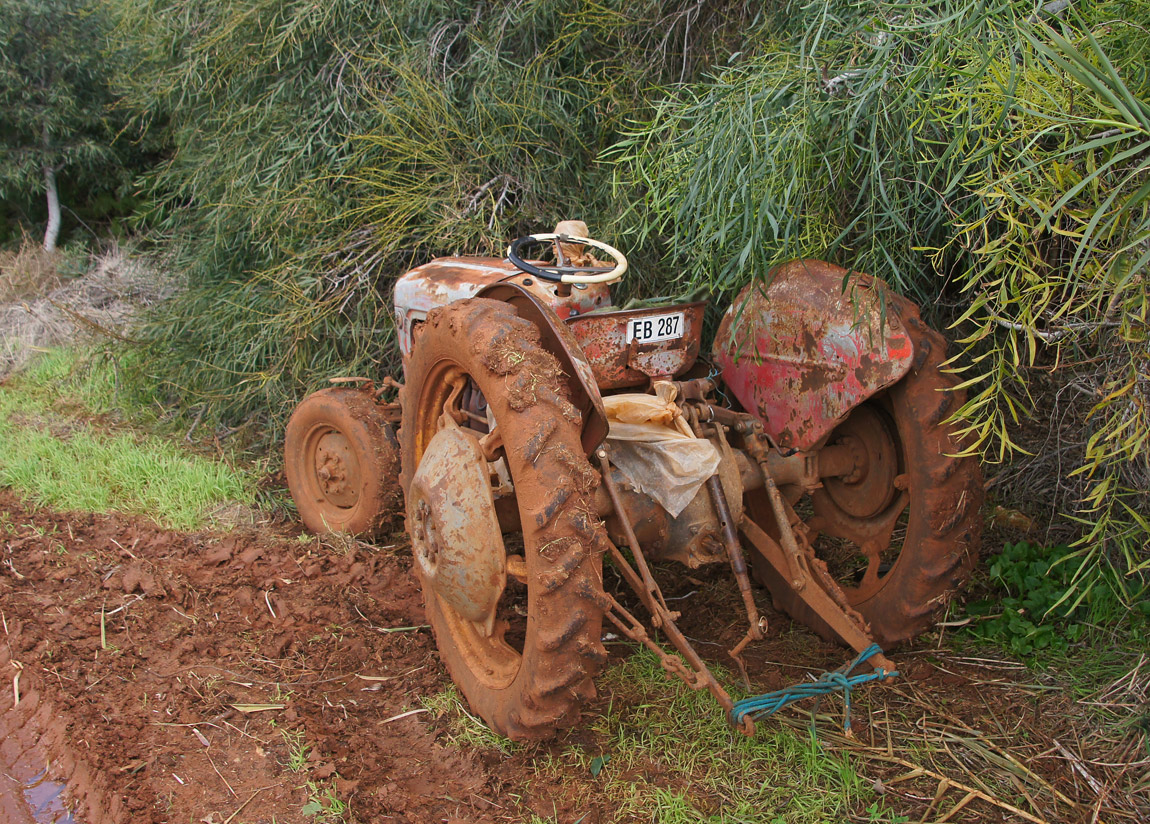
[739,430,895,673]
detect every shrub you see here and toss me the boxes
[104,0,753,435]
[613,0,1150,588]
[965,541,1150,657]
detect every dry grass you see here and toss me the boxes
[0,237,64,303]
[776,648,1150,824]
[0,242,176,378]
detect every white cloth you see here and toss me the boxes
[603,382,720,517]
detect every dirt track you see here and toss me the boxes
[0,491,499,824]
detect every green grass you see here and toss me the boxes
[429,649,892,823]
[281,728,313,773]
[0,348,253,529]
[564,651,874,823]
[302,779,351,822]
[421,685,521,755]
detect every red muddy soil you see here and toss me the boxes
[0,490,480,824]
[0,490,1145,824]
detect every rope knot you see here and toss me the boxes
[819,671,851,690]
[730,643,898,733]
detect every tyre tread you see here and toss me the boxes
[399,299,605,740]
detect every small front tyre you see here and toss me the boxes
[284,388,400,537]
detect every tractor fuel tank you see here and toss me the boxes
[713,260,915,451]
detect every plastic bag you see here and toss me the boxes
[603,382,720,517]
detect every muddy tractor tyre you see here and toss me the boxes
[284,388,400,537]
[400,298,607,740]
[761,295,983,648]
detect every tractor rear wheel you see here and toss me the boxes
[400,298,607,740]
[284,388,400,537]
[755,294,983,647]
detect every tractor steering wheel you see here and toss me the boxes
[506,233,628,285]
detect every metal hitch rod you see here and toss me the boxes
[596,449,748,729]
[686,411,765,684]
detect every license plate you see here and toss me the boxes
[626,312,685,344]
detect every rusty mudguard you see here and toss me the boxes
[713,260,915,451]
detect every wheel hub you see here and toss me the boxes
[822,405,898,519]
[408,423,506,636]
[313,431,359,507]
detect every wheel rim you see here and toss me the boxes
[299,424,362,516]
[412,359,524,691]
[810,398,909,604]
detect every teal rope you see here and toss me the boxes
[730,643,897,733]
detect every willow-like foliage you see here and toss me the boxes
[615,0,1150,588]
[944,23,1150,597]
[104,0,752,433]
[0,0,136,244]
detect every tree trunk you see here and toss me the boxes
[43,163,61,252]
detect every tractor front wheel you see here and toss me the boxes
[284,387,400,537]
[400,298,607,740]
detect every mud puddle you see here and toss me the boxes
[21,771,77,824]
[0,676,85,824]
[2,753,77,824]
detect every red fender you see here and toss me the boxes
[713,260,915,451]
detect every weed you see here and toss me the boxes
[533,648,871,823]
[863,803,910,823]
[964,541,1150,657]
[319,531,359,557]
[302,779,350,822]
[22,522,49,537]
[0,237,65,302]
[280,729,311,773]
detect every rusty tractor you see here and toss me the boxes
[284,221,983,739]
